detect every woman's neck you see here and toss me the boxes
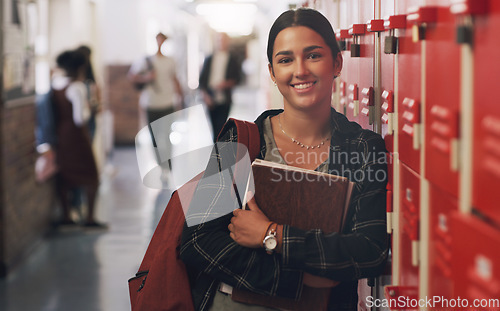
[279,106,331,141]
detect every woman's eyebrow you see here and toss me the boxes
[304,45,324,52]
[274,50,292,57]
[274,45,324,58]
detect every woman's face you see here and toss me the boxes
[269,26,342,112]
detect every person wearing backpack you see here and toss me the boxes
[179,8,388,311]
[128,32,184,125]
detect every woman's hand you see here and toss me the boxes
[229,195,270,248]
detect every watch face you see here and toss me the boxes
[265,236,277,250]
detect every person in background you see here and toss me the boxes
[52,49,105,228]
[76,45,100,141]
[181,8,388,310]
[199,32,241,141]
[128,32,184,124]
[128,32,184,171]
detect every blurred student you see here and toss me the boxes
[199,32,241,140]
[52,49,105,228]
[128,32,184,124]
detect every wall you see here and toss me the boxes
[0,103,55,276]
[0,0,56,277]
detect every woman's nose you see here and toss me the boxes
[294,59,309,78]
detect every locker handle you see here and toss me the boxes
[450,138,460,172]
[450,0,488,16]
[411,240,419,267]
[367,19,385,32]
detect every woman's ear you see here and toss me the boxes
[334,52,343,77]
[268,63,275,83]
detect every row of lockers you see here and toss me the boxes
[307,0,500,306]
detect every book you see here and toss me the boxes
[231,159,354,310]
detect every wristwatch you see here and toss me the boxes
[263,224,277,254]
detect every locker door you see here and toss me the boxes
[450,213,500,304]
[424,6,460,198]
[428,184,456,300]
[380,11,404,154]
[472,0,500,225]
[399,163,420,291]
[396,1,425,173]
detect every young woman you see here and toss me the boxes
[52,50,105,228]
[180,8,388,311]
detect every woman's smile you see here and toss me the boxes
[290,81,317,91]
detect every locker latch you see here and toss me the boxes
[407,6,438,42]
[383,15,407,54]
[450,0,488,45]
[349,24,367,58]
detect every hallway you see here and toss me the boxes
[0,86,263,311]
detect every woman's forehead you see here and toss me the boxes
[274,26,328,51]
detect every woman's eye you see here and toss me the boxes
[308,53,322,60]
[277,58,292,64]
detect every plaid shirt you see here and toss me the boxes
[180,109,389,311]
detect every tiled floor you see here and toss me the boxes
[0,86,262,311]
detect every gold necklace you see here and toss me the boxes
[278,115,330,150]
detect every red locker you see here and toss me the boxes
[396,1,426,173]
[424,5,460,198]
[399,162,420,291]
[450,213,500,308]
[428,184,456,300]
[471,0,500,225]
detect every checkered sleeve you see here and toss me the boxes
[180,126,303,299]
[281,130,389,281]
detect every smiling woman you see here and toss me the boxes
[180,8,388,311]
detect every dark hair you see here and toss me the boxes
[76,45,95,82]
[267,8,340,67]
[56,50,87,79]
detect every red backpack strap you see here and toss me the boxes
[230,118,260,161]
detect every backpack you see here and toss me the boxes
[128,119,261,311]
[133,56,153,91]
